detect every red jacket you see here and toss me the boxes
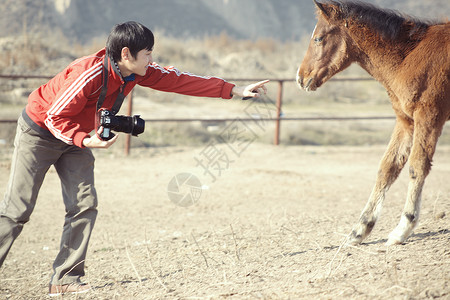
[26,48,235,148]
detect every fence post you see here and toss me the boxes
[125,90,133,156]
[274,80,283,145]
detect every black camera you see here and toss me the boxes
[97,109,145,141]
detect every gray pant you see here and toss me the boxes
[0,114,98,285]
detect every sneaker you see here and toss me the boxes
[48,282,91,297]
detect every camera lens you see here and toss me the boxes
[98,110,145,137]
[131,116,145,136]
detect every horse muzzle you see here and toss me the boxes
[296,74,316,92]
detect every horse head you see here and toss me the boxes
[297,0,356,91]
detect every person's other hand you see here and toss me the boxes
[82,127,118,148]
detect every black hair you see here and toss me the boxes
[106,21,154,62]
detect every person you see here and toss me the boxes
[0,21,269,296]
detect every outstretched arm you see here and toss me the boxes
[142,63,270,100]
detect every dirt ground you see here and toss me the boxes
[0,143,449,299]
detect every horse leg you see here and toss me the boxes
[386,116,444,245]
[348,117,413,245]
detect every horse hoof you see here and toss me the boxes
[385,238,402,246]
[347,231,364,245]
[386,231,405,246]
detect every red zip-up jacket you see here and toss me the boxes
[26,48,235,148]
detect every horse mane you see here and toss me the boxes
[325,0,441,40]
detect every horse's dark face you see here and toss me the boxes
[297,8,354,91]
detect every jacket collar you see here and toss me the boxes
[109,55,135,83]
[109,55,124,84]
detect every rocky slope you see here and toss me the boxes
[0,0,448,43]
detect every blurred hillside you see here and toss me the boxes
[0,0,449,147]
[0,0,448,43]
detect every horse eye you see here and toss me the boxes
[314,37,324,43]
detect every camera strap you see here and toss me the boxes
[96,54,128,115]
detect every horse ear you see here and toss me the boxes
[314,0,342,21]
[313,0,328,17]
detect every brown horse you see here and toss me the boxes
[297,0,450,245]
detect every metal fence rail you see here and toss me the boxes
[0,74,385,154]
